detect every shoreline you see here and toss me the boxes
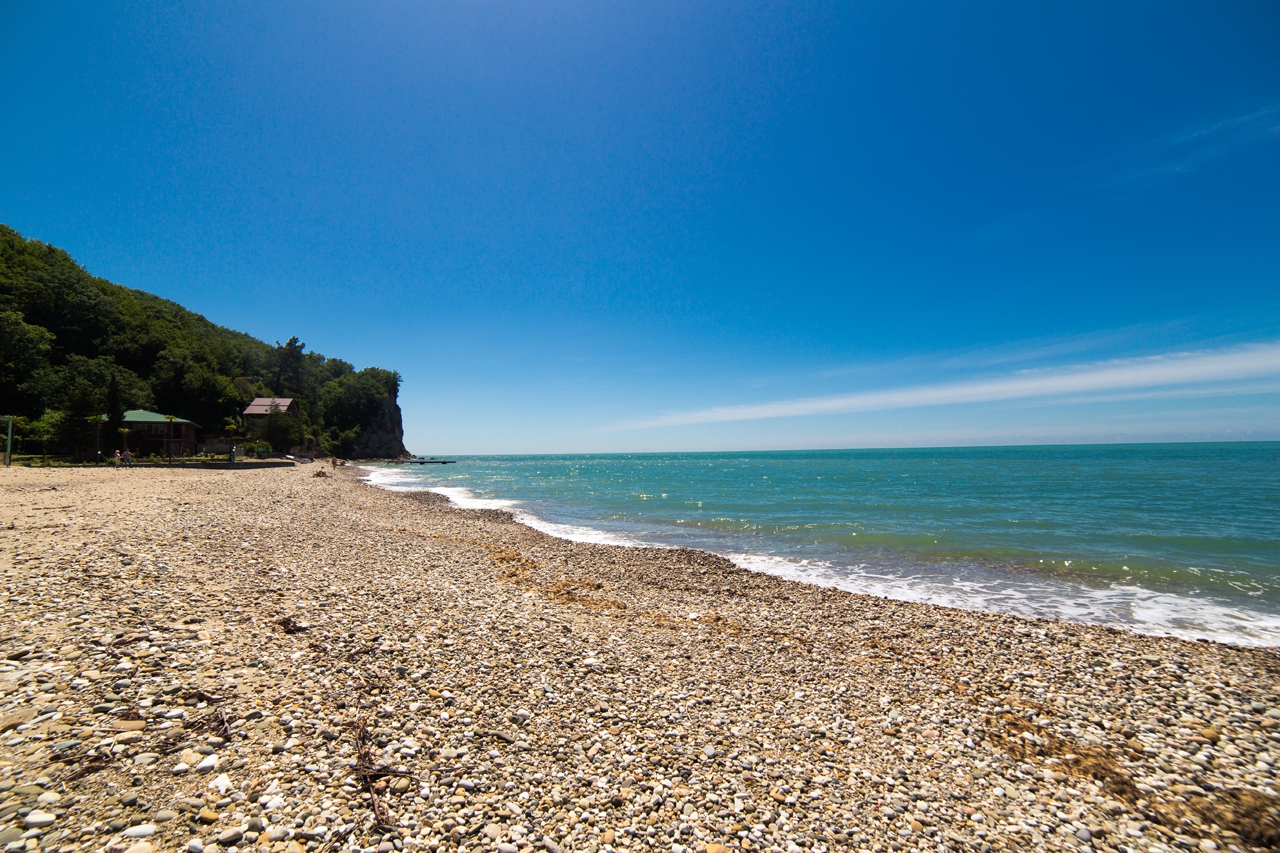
[1,465,1277,853]
[357,467,1280,650]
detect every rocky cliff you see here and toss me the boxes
[350,396,410,459]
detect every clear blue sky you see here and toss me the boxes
[4,1,1279,453]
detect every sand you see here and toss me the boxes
[0,464,1277,853]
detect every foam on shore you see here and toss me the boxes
[361,467,644,546]
[724,552,1280,648]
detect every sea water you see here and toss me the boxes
[362,443,1280,647]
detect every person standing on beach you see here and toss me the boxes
[113,450,121,469]
[122,448,132,468]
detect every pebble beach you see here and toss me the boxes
[1,465,1277,853]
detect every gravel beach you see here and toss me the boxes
[1,465,1277,853]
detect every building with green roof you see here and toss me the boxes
[122,410,200,457]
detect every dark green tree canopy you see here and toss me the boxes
[0,224,406,457]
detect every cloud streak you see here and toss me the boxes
[1104,100,1280,186]
[612,342,1280,430]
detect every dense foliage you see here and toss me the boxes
[0,224,402,457]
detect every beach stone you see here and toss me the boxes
[216,827,244,846]
[23,811,56,829]
[1075,828,1092,842]
[197,808,220,823]
[124,843,153,853]
[195,754,219,773]
[0,710,35,733]
[123,824,157,838]
[155,810,179,823]
[187,840,203,853]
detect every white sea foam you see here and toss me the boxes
[358,468,516,507]
[358,466,428,491]
[509,514,647,548]
[426,486,519,511]
[361,467,639,545]
[724,552,1280,648]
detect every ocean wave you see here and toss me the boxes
[357,466,426,491]
[509,513,648,547]
[724,552,1280,647]
[426,486,519,511]
[361,467,641,545]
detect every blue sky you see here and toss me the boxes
[3,1,1279,453]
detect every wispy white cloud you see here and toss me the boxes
[813,322,1184,382]
[1102,100,1280,186]
[970,100,1280,243]
[1044,379,1280,408]
[611,342,1280,430]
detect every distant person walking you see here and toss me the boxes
[113,450,121,469]
[122,448,132,468]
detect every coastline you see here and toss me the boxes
[358,464,1280,650]
[1,465,1277,853]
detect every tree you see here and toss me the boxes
[0,310,53,414]
[261,403,304,453]
[29,410,62,464]
[272,336,306,397]
[105,373,124,451]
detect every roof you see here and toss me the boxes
[122,409,198,426]
[243,397,297,415]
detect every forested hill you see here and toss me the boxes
[0,224,408,458]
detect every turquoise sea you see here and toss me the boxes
[363,442,1280,647]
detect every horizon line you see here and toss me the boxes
[405,436,1280,458]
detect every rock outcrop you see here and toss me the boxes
[350,395,409,458]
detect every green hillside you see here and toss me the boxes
[0,224,407,459]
